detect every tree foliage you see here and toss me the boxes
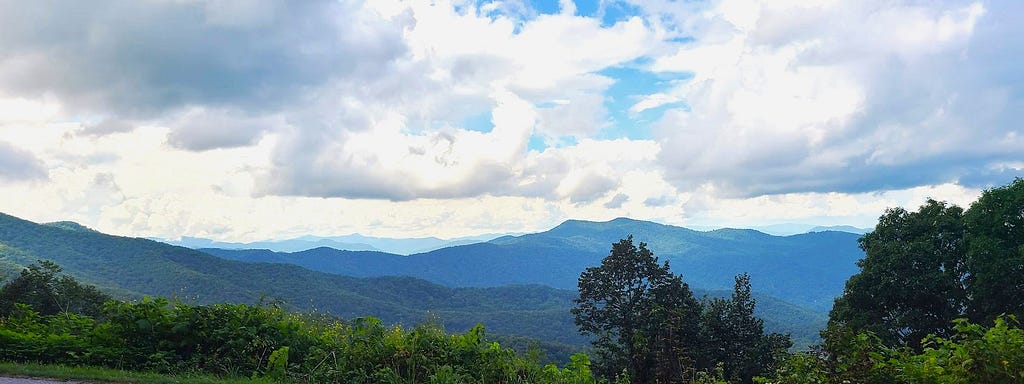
[829,200,967,348]
[964,178,1024,323]
[701,275,792,383]
[759,316,1024,384]
[829,178,1024,350]
[573,236,702,382]
[0,260,111,319]
[761,179,1024,383]
[574,236,790,383]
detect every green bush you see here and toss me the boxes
[1,295,599,383]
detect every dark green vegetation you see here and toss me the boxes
[758,178,1024,383]
[204,220,864,313]
[574,237,791,383]
[829,178,1024,349]
[764,316,1024,384]
[0,212,584,348]
[0,260,111,319]
[0,265,595,383]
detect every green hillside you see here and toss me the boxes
[0,212,584,347]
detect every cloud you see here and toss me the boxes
[646,0,1024,197]
[79,119,134,137]
[604,193,629,209]
[0,1,410,118]
[251,2,660,201]
[0,141,47,181]
[643,195,675,207]
[257,89,533,200]
[166,109,281,151]
[566,173,618,204]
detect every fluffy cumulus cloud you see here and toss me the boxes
[646,0,1023,197]
[0,0,406,119]
[0,0,1020,240]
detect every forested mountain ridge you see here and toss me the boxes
[0,212,582,345]
[205,217,864,313]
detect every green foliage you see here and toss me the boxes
[0,260,112,319]
[830,179,1024,350]
[895,316,1024,383]
[699,274,793,383]
[574,237,791,384]
[830,200,967,349]
[0,262,603,383]
[573,236,704,382]
[1,295,598,383]
[758,316,1024,384]
[265,346,289,380]
[964,178,1024,323]
[763,179,1024,383]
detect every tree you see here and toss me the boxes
[572,236,701,383]
[964,177,1024,323]
[828,199,967,349]
[649,273,704,383]
[700,274,791,383]
[0,260,111,318]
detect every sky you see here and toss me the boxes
[0,0,1021,241]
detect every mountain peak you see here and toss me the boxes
[43,221,97,233]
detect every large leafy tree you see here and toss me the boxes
[0,260,111,318]
[829,178,1024,351]
[829,200,967,348]
[572,236,701,383]
[964,177,1024,323]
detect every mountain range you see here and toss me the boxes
[204,218,865,313]
[160,233,505,255]
[0,213,867,350]
[161,223,869,254]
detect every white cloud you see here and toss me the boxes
[645,0,1020,196]
[166,108,283,151]
[629,93,682,115]
[0,0,1019,242]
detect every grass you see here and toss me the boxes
[0,362,276,383]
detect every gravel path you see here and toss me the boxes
[0,377,84,384]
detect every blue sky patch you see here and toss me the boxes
[598,65,693,140]
[461,110,494,133]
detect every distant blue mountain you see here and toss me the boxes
[808,225,871,234]
[203,217,866,313]
[162,233,502,254]
[691,223,872,236]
